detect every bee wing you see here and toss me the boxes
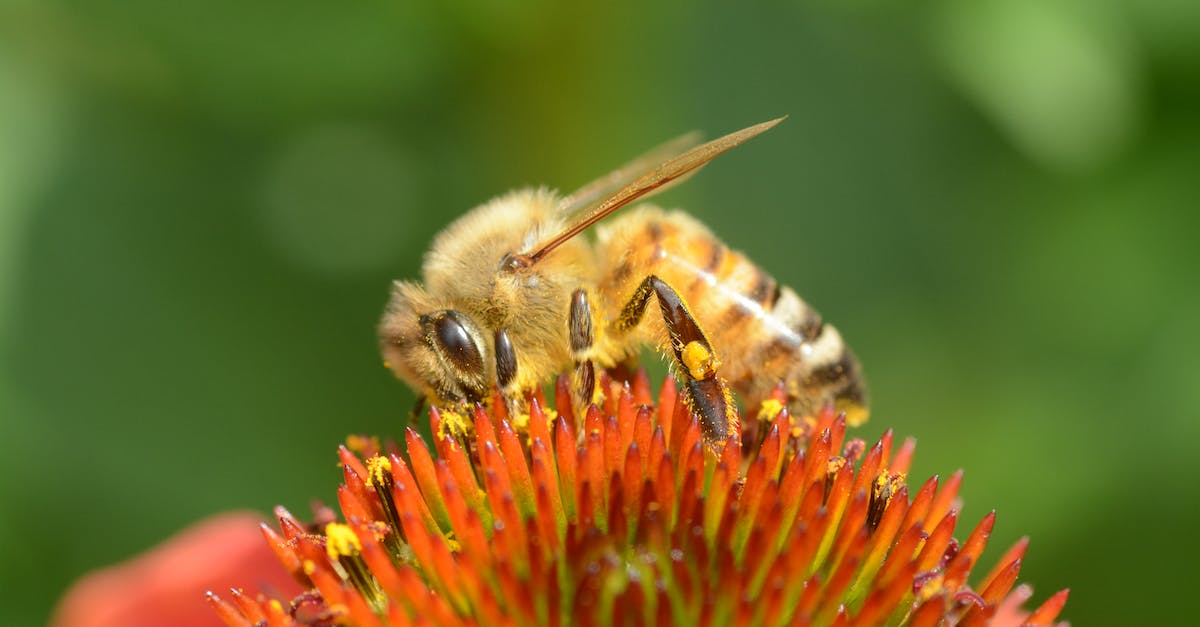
[557,130,704,216]
[525,117,785,264]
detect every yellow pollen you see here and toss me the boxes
[681,341,716,379]
[437,409,472,440]
[512,412,531,431]
[882,471,906,493]
[325,523,362,559]
[270,599,285,613]
[367,456,392,487]
[915,573,945,602]
[345,434,380,456]
[382,360,391,368]
[827,457,846,474]
[787,412,805,438]
[836,399,870,427]
[756,399,785,423]
[302,560,316,575]
[873,472,906,504]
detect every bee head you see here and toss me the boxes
[379,281,490,405]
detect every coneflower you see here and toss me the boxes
[209,369,1068,626]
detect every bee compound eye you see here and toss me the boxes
[431,311,484,375]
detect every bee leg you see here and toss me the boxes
[614,275,738,447]
[569,289,599,418]
[493,328,522,418]
[408,395,427,424]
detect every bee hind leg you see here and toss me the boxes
[613,275,739,448]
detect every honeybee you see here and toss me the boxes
[379,118,867,446]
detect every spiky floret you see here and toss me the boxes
[209,370,1068,626]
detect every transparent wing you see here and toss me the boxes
[525,117,785,264]
[557,130,704,216]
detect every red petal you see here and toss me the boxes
[51,512,301,627]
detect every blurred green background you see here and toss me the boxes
[2,0,1197,625]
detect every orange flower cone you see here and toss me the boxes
[211,369,1068,626]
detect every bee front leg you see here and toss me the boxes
[493,328,522,419]
[408,395,427,425]
[614,275,738,447]
[568,289,600,418]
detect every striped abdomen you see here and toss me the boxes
[595,208,868,424]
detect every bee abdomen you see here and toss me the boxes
[753,287,867,421]
[645,208,869,421]
[597,209,868,422]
